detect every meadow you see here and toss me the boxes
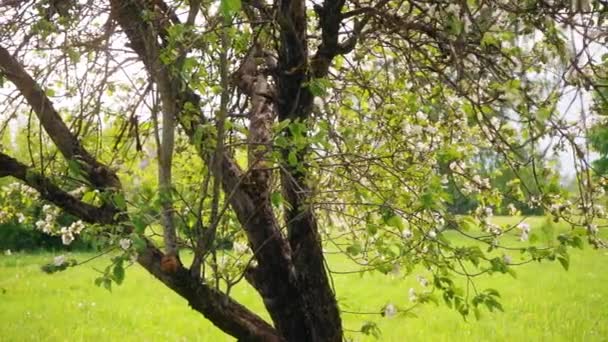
[1,216,607,341]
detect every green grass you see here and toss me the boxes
[1,217,608,341]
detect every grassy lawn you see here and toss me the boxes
[1,216,607,341]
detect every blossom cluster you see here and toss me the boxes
[60,220,85,245]
[517,222,531,241]
[2,182,38,197]
[35,204,86,245]
[35,205,60,234]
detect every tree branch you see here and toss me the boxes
[0,152,117,224]
[0,45,121,190]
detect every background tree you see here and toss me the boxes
[0,1,607,341]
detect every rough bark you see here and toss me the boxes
[275,0,344,340]
[109,1,320,340]
[136,241,284,342]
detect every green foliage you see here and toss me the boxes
[220,0,241,17]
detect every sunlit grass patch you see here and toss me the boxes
[0,217,607,341]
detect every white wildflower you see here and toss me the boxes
[588,224,598,234]
[427,230,437,239]
[4,249,12,256]
[16,213,25,224]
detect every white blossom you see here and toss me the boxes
[424,126,438,135]
[69,220,85,234]
[416,275,429,287]
[415,111,427,121]
[408,288,417,302]
[487,223,502,236]
[4,249,12,256]
[507,203,517,216]
[60,227,74,245]
[36,219,53,234]
[517,222,531,234]
[517,222,531,241]
[68,186,87,197]
[119,238,132,250]
[401,229,413,239]
[53,255,66,266]
[384,303,397,318]
[594,205,605,218]
[233,241,250,254]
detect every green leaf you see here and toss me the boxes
[112,193,126,209]
[220,0,241,17]
[287,150,298,166]
[557,257,569,271]
[113,263,125,285]
[385,214,404,230]
[271,192,283,208]
[306,78,332,97]
[346,243,362,256]
[360,321,381,338]
[131,234,147,252]
[473,306,481,320]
